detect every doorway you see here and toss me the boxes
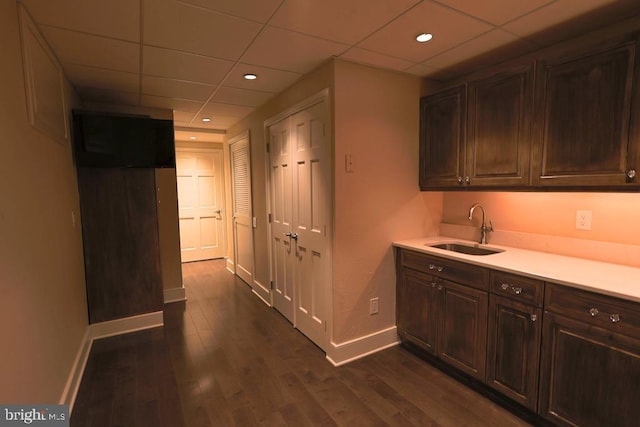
[175,146,226,262]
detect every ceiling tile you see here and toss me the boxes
[143,0,262,60]
[194,115,244,129]
[142,46,233,85]
[212,86,274,107]
[174,129,225,143]
[434,0,555,26]
[404,63,445,77]
[141,76,214,101]
[201,102,254,118]
[173,110,197,123]
[226,63,301,93]
[140,95,205,113]
[21,0,139,41]
[423,29,532,70]
[179,0,283,23]
[358,0,494,62]
[40,26,139,73]
[502,0,621,39]
[64,64,139,93]
[240,26,349,74]
[340,47,416,72]
[269,0,420,44]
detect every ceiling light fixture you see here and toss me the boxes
[189,136,197,140]
[201,117,211,122]
[243,73,258,80]
[416,33,433,43]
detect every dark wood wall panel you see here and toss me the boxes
[78,168,163,323]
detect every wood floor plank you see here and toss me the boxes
[71,259,532,427]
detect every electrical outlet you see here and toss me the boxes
[576,210,592,230]
[370,297,379,315]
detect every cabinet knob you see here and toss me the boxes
[428,264,435,270]
[436,266,443,272]
[464,176,471,184]
[610,313,621,323]
[512,287,523,295]
[626,169,636,182]
[501,283,509,290]
[589,307,599,317]
[437,285,443,291]
[431,282,437,288]
[457,176,463,184]
[530,314,537,322]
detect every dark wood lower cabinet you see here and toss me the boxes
[397,269,438,354]
[539,312,640,427]
[439,280,488,381]
[487,295,541,411]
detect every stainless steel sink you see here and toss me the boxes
[428,242,504,256]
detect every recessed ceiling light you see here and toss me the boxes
[201,117,211,122]
[189,136,197,140]
[416,33,433,43]
[243,73,258,80]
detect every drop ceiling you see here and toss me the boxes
[18,0,640,138]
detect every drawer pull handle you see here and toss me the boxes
[530,314,537,322]
[589,308,599,317]
[428,264,444,272]
[610,313,621,323]
[431,282,437,288]
[501,283,523,295]
[437,285,443,291]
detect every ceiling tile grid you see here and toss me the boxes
[17,0,640,138]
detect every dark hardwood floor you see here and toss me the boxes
[71,260,531,427]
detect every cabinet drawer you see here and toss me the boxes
[491,271,544,306]
[545,283,640,337]
[400,249,489,291]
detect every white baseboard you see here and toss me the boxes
[326,326,400,367]
[226,258,235,274]
[91,311,164,340]
[61,311,165,415]
[59,327,92,413]
[164,286,186,303]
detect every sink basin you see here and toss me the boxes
[429,242,504,256]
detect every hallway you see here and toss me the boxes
[71,260,530,426]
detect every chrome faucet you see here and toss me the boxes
[468,203,493,244]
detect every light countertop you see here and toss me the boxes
[393,237,640,303]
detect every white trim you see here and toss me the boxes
[226,258,235,274]
[264,89,329,127]
[91,311,164,340]
[325,326,400,367]
[252,289,272,307]
[59,327,92,413]
[164,286,186,303]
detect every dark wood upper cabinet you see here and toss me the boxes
[420,63,534,189]
[419,85,466,189]
[466,63,534,187]
[532,38,640,187]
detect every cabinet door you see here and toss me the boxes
[533,40,639,187]
[438,280,488,381]
[487,295,541,411]
[397,269,439,354]
[466,63,533,187]
[419,85,466,189]
[539,312,640,426]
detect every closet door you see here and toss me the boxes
[270,118,294,321]
[290,101,329,349]
[268,96,330,350]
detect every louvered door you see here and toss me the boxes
[230,135,255,288]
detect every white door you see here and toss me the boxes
[268,97,330,350]
[269,117,294,321]
[229,135,255,287]
[176,149,225,262]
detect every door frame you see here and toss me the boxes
[264,89,333,349]
[175,144,227,262]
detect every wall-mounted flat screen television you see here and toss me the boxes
[72,110,175,168]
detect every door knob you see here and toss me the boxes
[290,232,298,240]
